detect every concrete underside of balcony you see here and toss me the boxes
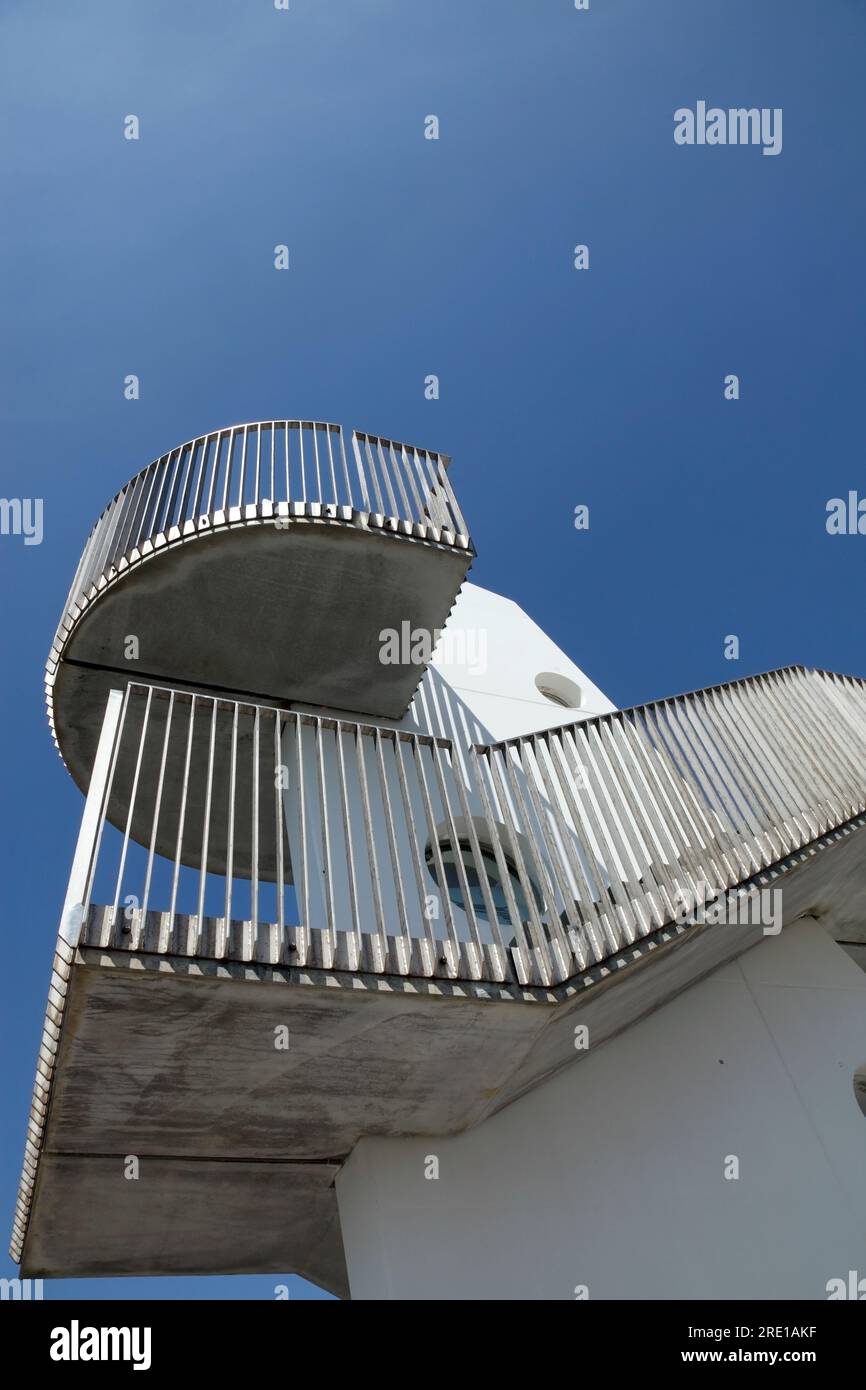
[50,516,472,797]
[18,815,866,1298]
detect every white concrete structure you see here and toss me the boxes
[337,920,866,1301]
[11,419,866,1300]
[403,582,616,743]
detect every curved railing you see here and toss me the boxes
[45,420,473,744]
[474,664,866,971]
[56,420,469,625]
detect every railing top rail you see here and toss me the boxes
[84,420,459,527]
[87,420,345,524]
[473,664,866,754]
[352,428,452,470]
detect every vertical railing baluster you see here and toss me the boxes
[62,686,128,939]
[374,729,412,963]
[168,695,196,927]
[414,446,446,531]
[141,689,175,922]
[131,461,161,552]
[293,715,311,932]
[196,698,218,935]
[142,454,171,547]
[484,746,555,985]
[429,740,485,974]
[159,448,184,536]
[173,443,196,530]
[251,704,260,936]
[469,750,536,974]
[189,439,208,523]
[528,733,605,967]
[351,431,372,513]
[324,424,339,507]
[203,435,220,517]
[363,435,386,516]
[314,718,337,963]
[112,471,146,563]
[335,722,362,963]
[392,733,439,971]
[396,442,425,526]
[374,437,400,520]
[110,685,153,937]
[449,746,508,973]
[253,422,262,505]
[221,430,235,513]
[274,710,285,936]
[338,425,354,510]
[299,423,307,502]
[237,425,249,510]
[435,454,468,540]
[223,701,238,932]
[312,424,323,501]
[355,726,388,969]
[411,738,459,964]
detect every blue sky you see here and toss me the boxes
[1,0,864,1300]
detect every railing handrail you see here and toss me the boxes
[46,420,474,755]
[51,419,471,639]
[54,665,866,996]
[72,419,465,540]
[353,427,452,470]
[473,663,866,752]
[87,420,348,527]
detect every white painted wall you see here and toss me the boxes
[336,920,866,1300]
[405,582,616,743]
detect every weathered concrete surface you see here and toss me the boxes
[18,819,866,1294]
[25,1154,347,1296]
[43,965,546,1161]
[52,517,472,802]
[20,957,545,1293]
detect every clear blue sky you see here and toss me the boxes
[1,0,864,1300]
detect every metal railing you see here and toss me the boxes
[60,667,866,990]
[476,665,866,976]
[15,663,866,1268]
[73,682,518,983]
[50,421,470,670]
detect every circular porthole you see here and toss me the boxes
[854,1064,866,1119]
[425,838,543,928]
[535,671,582,710]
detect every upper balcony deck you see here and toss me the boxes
[47,420,474,799]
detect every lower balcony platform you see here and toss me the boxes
[15,813,866,1295]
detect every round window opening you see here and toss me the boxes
[425,839,543,927]
[535,671,582,710]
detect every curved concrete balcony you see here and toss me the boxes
[47,420,474,800]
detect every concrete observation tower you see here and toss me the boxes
[12,420,866,1299]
